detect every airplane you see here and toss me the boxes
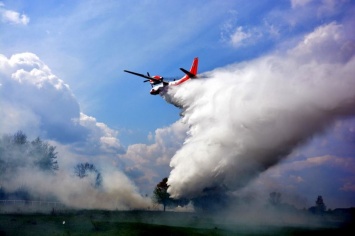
[124,57,198,95]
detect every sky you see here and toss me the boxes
[1,0,355,210]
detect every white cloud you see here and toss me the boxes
[221,24,267,49]
[0,53,79,139]
[341,180,355,192]
[289,175,304,183]
[279,155,355,174]
[220,12,261,49]
[220,13,279,49]
[289,0,350,25]
[221,0,352,50]
[118,120,188,193]
[291,0,313,8]
[230,27,251,48]
[79,113,123,153]
[291,0,344,16]
[120,121,187,165]
[0,52,124,155]
[0,2,29,25]
[290,22,355,63]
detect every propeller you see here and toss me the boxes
[124,70,169,85]
[143,72,151,82]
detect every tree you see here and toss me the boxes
[29,137,59,172]
[152,177,189,211]
[74,162,102,188]
[0,131,60,201]
[309,195,327,214]
[153,177,170,211]
[316,195,326,212]
[0,131,59,173]
[12,131,27,145]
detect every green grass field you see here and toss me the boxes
[0,210,353,236]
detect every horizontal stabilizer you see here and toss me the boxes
[180,68,196,78]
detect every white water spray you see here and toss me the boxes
[165,22,355,199]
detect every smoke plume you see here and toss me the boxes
[165,21,355,199]
[1,168,150,210]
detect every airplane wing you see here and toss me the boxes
[123,70,162,83]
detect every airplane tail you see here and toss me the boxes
[180,57,198,78]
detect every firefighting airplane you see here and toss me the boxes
[124,57,198,95]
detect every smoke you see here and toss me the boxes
[0,143,150,210]
[165,21,355,199]
[1,168,150,210]
[0,134,151,210]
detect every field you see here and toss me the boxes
[0,210,354,236]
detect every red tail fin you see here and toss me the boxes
[180,57,199,78]
[190,57,198,76]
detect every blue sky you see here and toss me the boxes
[1,0,355,210]
[0,0,304,143]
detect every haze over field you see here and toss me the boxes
[1,0,355,210]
